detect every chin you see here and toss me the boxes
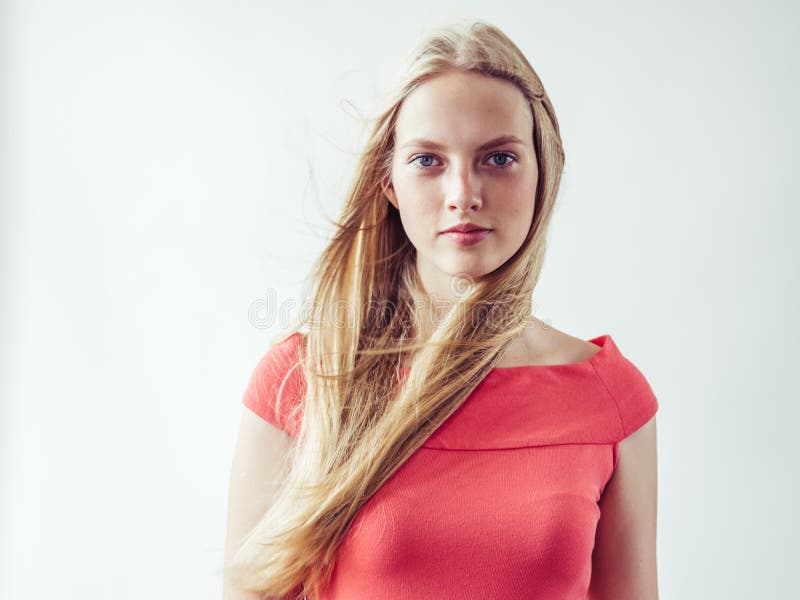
[442,261,498,281]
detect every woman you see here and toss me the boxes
[223,19,659,600]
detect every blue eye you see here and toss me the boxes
[411,155,440,169]
[489,152,516,167]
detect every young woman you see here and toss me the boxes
[223,20,659,600]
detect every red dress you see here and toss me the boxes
[242,332,659,599]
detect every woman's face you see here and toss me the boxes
[382,69,538,300]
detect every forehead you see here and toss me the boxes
[395,70,533,147]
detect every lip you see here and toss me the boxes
[441,223,492,233]
[440,229,492,247]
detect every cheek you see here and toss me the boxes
[500,192,537,242]
[393,178,439,231]
[514,198,536,223]
[398,204,437,241]
[510,177,537,219]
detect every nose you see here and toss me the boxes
[445,163,482,213]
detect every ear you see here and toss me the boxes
[381,175,398,210]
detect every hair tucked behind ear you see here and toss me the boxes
[223,19,566,599]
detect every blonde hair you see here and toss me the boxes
[225,18,565,599]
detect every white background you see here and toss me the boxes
[2,1,798,598]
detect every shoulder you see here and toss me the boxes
[273,331,305,364]
[519,320,659,440]
[591,333,659,441]
[241,331,307,436]
[248,331,306,391]
[504,318,601,367]
[543,323,604,364]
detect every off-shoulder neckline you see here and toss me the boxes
[397,334,613,375]
[283,332,614,375]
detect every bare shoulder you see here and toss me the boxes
[497,317,601,367]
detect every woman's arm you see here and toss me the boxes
[222,406,293,600]
[587,415,659,600]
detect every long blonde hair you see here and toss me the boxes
[225,19,565,599]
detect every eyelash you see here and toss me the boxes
[409,152,518,170]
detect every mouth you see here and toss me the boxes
[440,229,493,246]
[440,224,493,234]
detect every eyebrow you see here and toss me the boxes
[398,134,526,152]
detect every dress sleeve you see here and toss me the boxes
[600,349,659,440]
[242,332,306,436]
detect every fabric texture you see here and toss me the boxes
[241,331,659,599]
